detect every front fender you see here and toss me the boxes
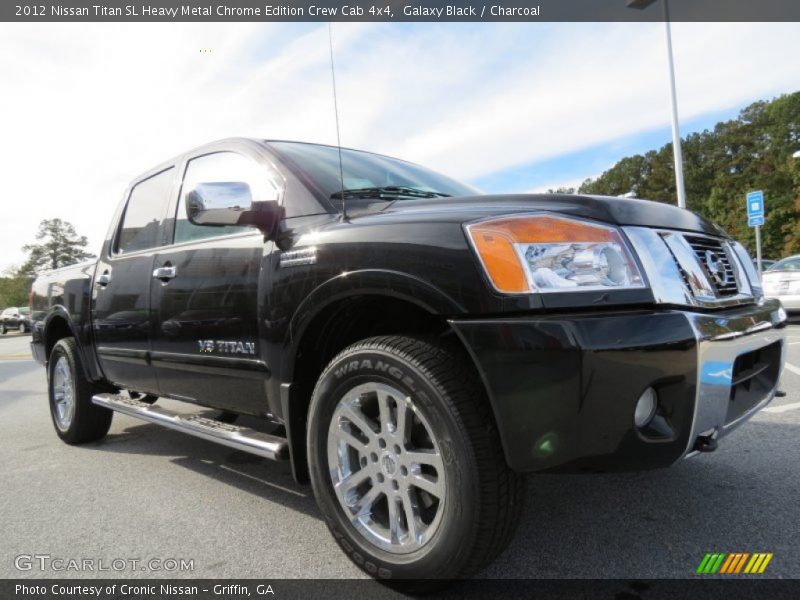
[270,269,467,484]
[280,269,465,381]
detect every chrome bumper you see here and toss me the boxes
[682,299,787,458]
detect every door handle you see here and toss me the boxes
[152,265,177,281]
[97,271,112,287]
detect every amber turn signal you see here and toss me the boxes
[465,214,642,294]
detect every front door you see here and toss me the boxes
[149,150,282,415]
[92,166,176,394]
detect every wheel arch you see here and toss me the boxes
[279,271,477,483]
[283,270,467,382]
[42,307,94,381]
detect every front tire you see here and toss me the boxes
[48,337,113,444]
[307,336,524,583]
[0,324,6,334]
[19,323,27,334]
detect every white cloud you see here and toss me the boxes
[371,23,800,177]
[0,21,798,272]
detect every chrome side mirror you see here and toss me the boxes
[185,181,282,236]
[186,182,254,226]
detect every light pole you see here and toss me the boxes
[627,0,687,209]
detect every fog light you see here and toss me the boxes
[634,387,657,428]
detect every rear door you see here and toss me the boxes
[92,166,177,394]
[149,149,283,415]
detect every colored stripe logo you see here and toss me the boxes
[696,552,773,574]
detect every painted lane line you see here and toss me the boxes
[764,401,800,414]
[784,363,800,376]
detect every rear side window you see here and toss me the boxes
[116,168,175,253]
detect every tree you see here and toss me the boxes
[19,219,95,277]
[579,92,800,258]
[0,276,30,308]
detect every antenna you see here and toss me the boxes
[327,22,348,221]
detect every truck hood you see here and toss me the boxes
[369,193,726,237]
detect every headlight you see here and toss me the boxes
[465,214,645,293]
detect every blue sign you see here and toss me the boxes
[746,190,764,225]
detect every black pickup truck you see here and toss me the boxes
[31,138,787,583]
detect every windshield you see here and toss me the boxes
[19,307,30,315]
[766,257,800,271]
[268,141,479,207]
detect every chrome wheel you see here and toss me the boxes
[52,356,75,432]
[327,382,446,554]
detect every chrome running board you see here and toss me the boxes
[92,393,288,461]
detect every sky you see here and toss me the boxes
[0,21,798,272]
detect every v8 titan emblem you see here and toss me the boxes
[704,250,729,286]
[198,340,256,355]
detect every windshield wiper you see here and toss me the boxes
[330,186,451,200]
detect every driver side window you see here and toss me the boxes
[174,152,281,245]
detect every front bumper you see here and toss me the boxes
[450,299,787,472]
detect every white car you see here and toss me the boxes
[762,255,800,312]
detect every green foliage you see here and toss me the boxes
[579,92,800,258]
[18,218,95,277]
[0,277,30,308]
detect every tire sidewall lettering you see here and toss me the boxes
[334,358,417,392]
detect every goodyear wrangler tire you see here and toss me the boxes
[48,337,113,444]
[307,336,525,584]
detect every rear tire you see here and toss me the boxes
[18,323,26,333]
[1,324,6,334]
[307,336,524,584]
[48,337,113,444]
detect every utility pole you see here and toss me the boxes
[627,0,687,209]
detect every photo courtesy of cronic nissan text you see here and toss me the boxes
[1,1,799,599]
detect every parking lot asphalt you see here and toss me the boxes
[0,326,798,581]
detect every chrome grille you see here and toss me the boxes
[623,226,757,309]
[661,239,692,291]
[683,235,739,297]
